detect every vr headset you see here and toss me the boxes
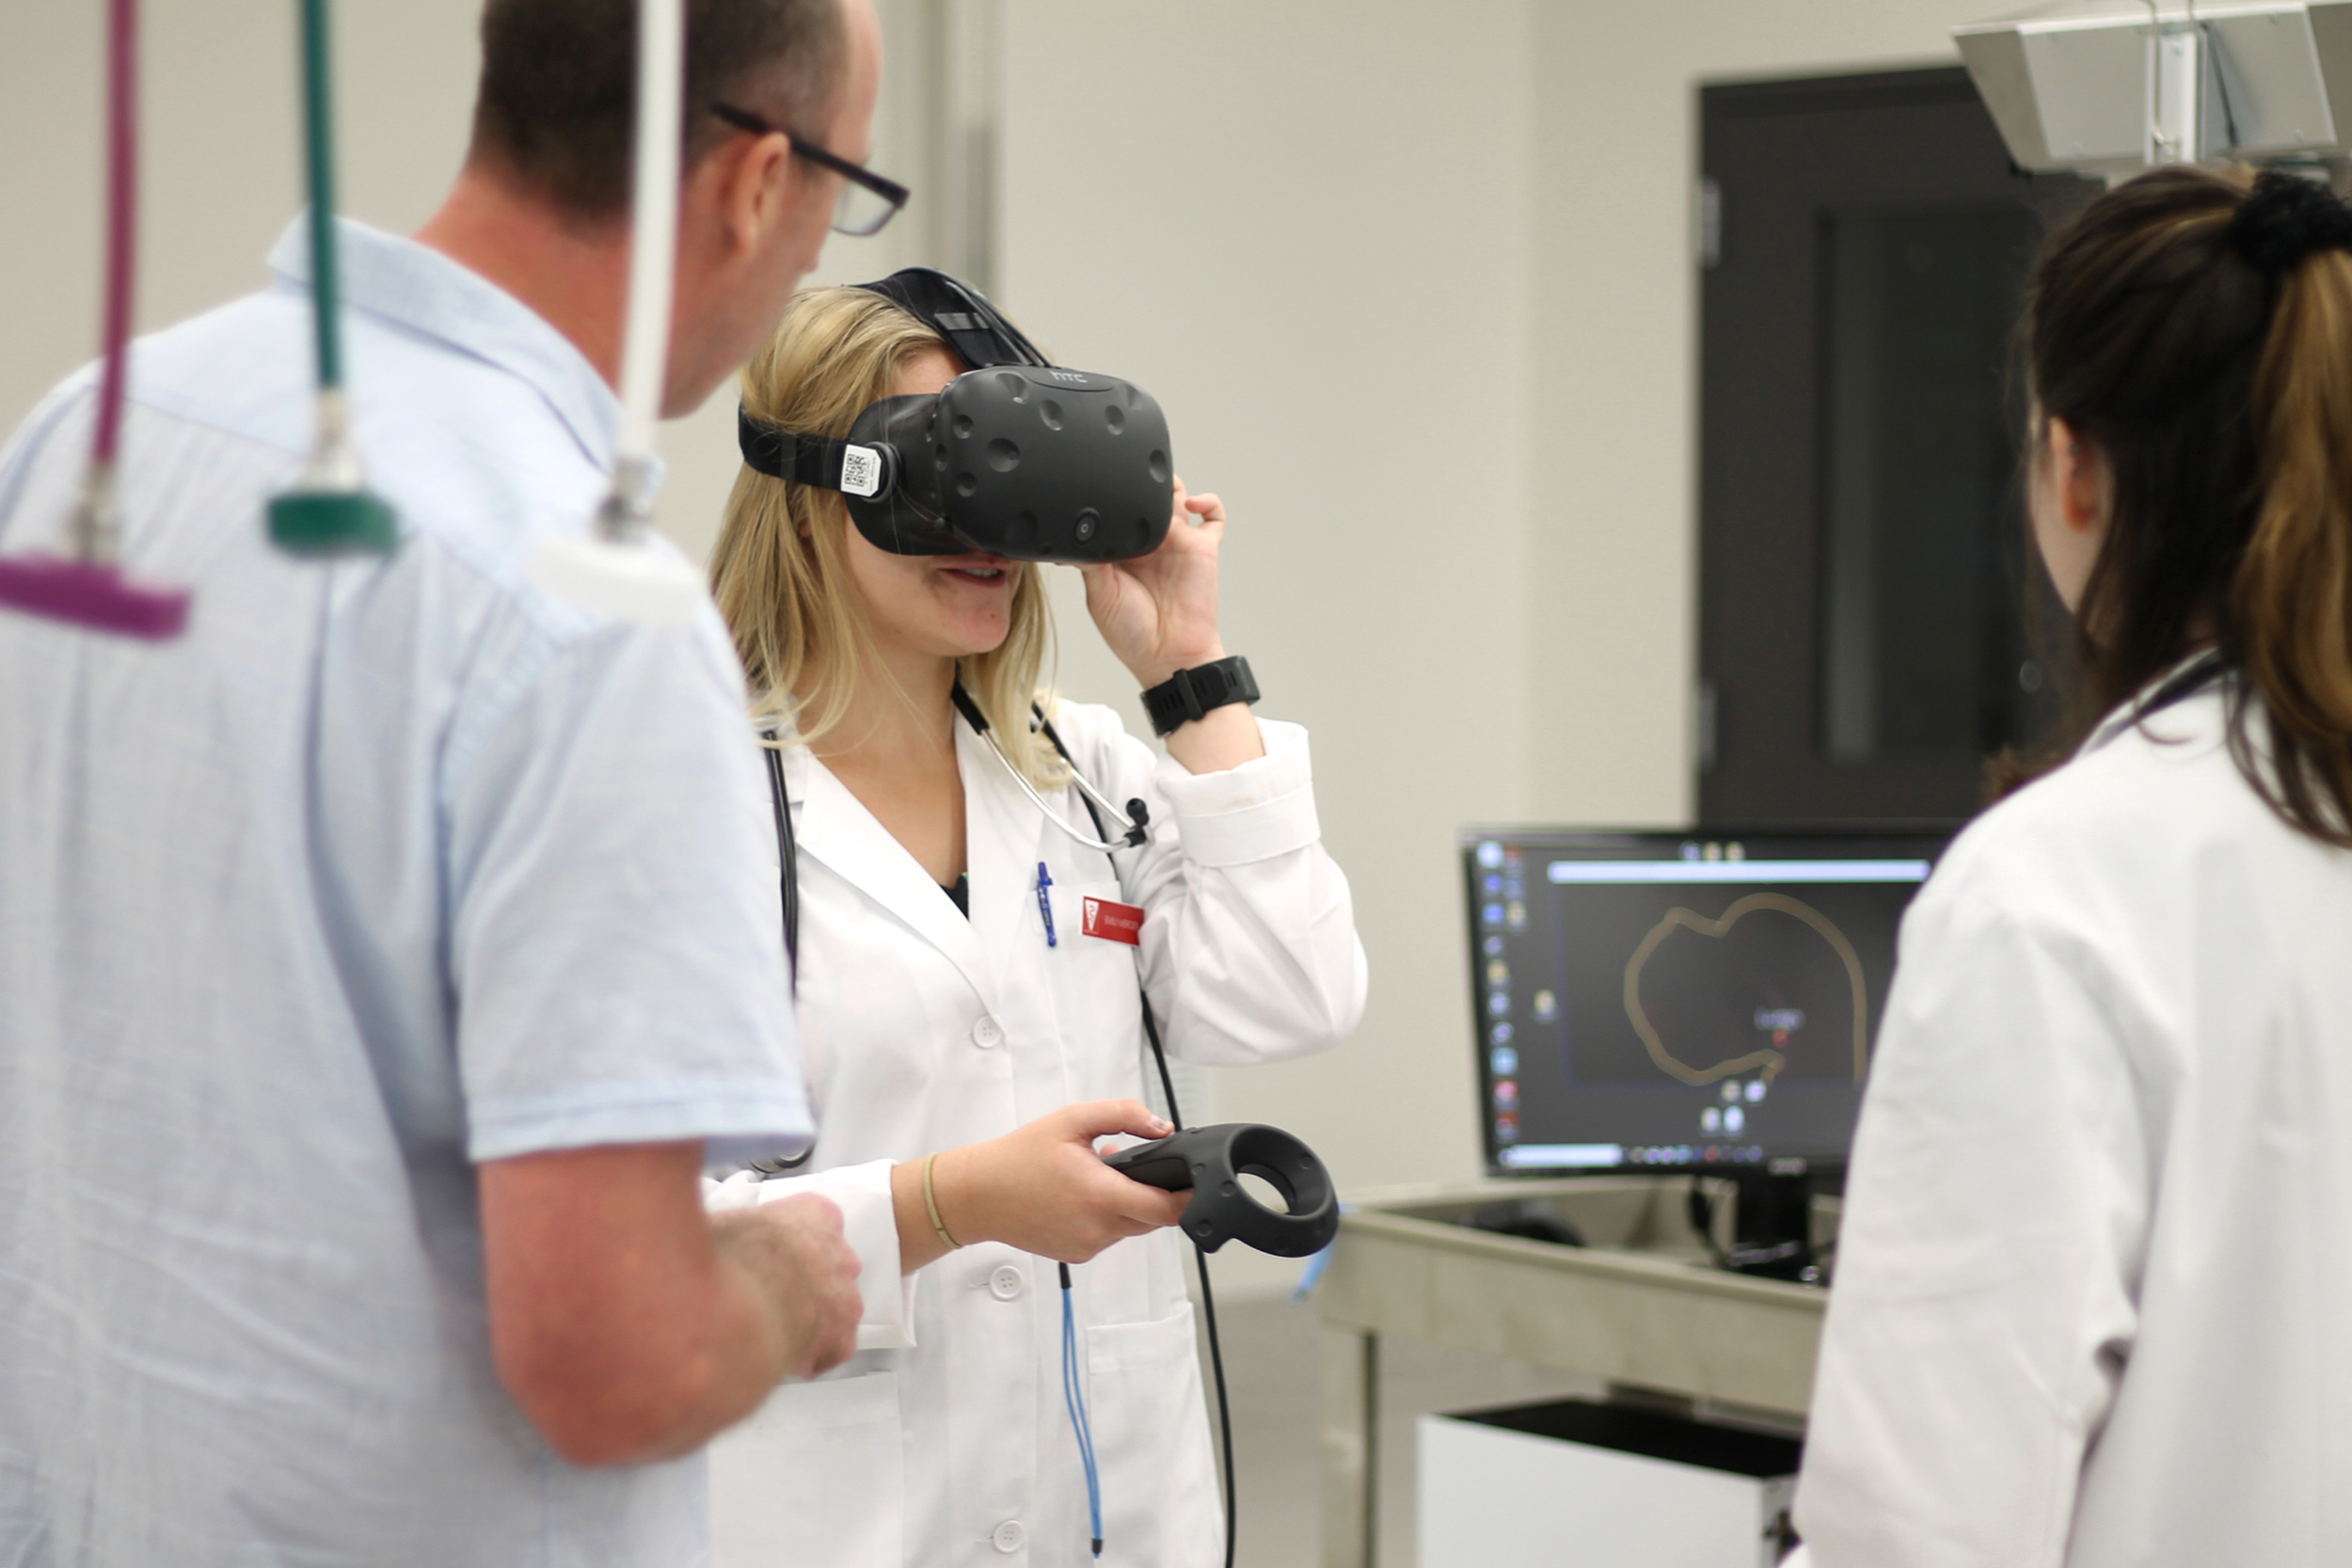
[739,268,1174,563]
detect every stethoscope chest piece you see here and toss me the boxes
[1104,1122,1340,1257]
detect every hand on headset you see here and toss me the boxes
[1079,477,1230,689]
[899,1100,1191,1273]
[1080,480,1266,771]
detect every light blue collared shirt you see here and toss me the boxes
[0,219,808,1566]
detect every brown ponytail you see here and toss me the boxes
[2235,245,2352,841]
[2017,165,2352,846]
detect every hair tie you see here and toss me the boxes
[2230,170,2352,277]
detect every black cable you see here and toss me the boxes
[1193,1227,1238,1568]
[749,732,812,1178]
[1059,731,1239,1568]
[1153,1004,1239,1568]
[760,731,799,977]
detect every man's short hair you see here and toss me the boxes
[471,0,847,222]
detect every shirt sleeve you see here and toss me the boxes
[442,605,812,1167]
[1793,876,2147,1568]
[1074,706,1368,1067]
[705,1160,918,1350]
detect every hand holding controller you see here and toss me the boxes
[1103,1123,1339,1256]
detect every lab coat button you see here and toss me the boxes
[989,1264,1025,1300]
[993,1520,1025,1553]
[971,1015,1005,1049]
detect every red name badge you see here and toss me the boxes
[1081,895,1145,946]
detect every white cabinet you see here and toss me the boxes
[1420,1399,1798,1568]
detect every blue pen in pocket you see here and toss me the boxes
[1037,862,1057,948]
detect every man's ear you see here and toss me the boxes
[707,129,793,256]
[2047,416,2113,536]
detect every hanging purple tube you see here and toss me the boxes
[92,0,136,471]
[0,0,191,641]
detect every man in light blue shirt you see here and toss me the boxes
[0,0,886,1560]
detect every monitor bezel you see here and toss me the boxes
[1463,822,1958,1182]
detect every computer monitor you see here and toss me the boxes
[1464,829,1949,1181]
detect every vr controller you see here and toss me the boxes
[1104,1123,1340,1257]
[739,267,1175,565]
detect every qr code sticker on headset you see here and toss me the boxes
[840,445,883,499]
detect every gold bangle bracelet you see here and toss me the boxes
[921,1151,962,1251]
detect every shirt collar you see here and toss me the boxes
[267,214,620,470]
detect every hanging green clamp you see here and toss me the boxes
[268,0,398,558]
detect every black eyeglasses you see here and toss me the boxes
[711,103,909,237]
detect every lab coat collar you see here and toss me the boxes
[264,214,623,475]
[780,743,999,1011]
[2082,649,2230,755]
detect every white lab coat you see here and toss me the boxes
[1789,670,2352,1567]
[705,701,1365,1568]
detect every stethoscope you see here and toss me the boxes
[950,684,1152,854]
[2085,648,2228,752]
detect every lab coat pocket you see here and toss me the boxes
[709,1368,903,1568]
[1085,1305,1221,1568]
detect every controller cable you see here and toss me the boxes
[1059,1260,1105,1557]
[1043,706,1239,1568]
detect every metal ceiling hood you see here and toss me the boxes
[1956,1,2352,176]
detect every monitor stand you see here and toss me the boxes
[1723,1170,1816,1283]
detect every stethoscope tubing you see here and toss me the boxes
[972,723,1140,855]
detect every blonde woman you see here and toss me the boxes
[701,276,1366,1568]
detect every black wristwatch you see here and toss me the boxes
[1141,656,1260,737]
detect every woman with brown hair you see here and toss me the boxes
[1787,166,2352,1567]
[697,277,1366,1567]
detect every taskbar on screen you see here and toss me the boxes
[1494,1142,1823,1172]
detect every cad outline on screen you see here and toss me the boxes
[1621,892,1870,1086]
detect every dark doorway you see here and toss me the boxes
[1697,68,2098,825]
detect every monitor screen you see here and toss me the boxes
[1465,829,1949,1177]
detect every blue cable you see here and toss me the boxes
[1292,1203,1356,1301]
[1059,1262,1104,1557]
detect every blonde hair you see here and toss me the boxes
[710,286,1067,784]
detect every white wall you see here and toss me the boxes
[3,0,2009,1201]
[997,0,1540,1204]
[0,5,469,451]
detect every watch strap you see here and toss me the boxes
[1142,656,1260,737]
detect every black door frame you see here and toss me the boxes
[1695,67,2090,826]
